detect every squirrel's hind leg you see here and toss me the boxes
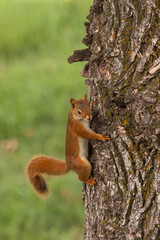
[72,157,96,185]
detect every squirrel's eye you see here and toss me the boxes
[77,109,82,115]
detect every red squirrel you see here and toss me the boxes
[26,94,110,199]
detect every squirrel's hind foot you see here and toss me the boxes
[85,176,96,186]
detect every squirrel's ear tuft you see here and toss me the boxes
[83,93,87,101]
[70,98,77,109]
[90,101,93,108]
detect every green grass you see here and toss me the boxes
[0,0,92,239]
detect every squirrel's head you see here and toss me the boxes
[70,93,93,121]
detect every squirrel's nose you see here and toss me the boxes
[86,115,92,120]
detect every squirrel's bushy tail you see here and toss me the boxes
[26,155,69,199]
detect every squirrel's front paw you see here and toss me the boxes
[100,134,111,141]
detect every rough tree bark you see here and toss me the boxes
[68,0,160,239]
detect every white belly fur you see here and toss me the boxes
[78,137,88,159]
[78,120,90,159]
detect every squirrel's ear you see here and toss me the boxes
[90,101,93,108]
[83,93,87,101]
[70,98,77,109]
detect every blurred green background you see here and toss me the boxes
[0,0,92,239]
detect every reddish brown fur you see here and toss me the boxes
[26,155,69,198]
[26,94,110,198]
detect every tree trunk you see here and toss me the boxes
[68,0,160,239]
